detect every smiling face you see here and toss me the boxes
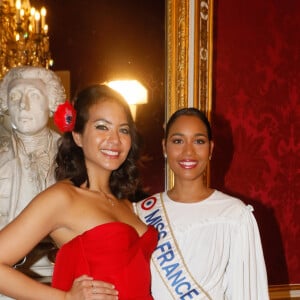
[73,100,132,175]
[163,115,214,182]
[7,79,50,135]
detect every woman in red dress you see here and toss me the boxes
[0,84,157,300]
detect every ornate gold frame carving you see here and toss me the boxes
[166,0,189,118]
[165,0,214,188]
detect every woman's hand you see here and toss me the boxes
[66,275,119,300]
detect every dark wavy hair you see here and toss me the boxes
[165,107,212,141]
[55,84,141,200]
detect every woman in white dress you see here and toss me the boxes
[135,107,269,299]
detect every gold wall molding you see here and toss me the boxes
[166,0,189,121]
[165,0,213,188]
[193,0,213,117]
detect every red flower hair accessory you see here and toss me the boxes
[54,100,77,132]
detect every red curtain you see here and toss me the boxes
[211,0,300,284]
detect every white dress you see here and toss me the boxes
[150,190,269,300]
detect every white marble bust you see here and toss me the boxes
[0,67,66,290]
[0,66,66,227]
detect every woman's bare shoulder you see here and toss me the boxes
[0,181,79,245]
[45,179,75,194]
[31,179,77,208]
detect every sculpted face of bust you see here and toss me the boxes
[8,78,50,135]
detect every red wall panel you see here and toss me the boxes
[212,0,300,284]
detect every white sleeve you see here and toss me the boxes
[226,205,269,300]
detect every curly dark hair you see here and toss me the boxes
[55,84,141,200]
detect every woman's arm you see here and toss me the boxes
[0,183,86,299]
[226,205,269,300]
[0,183,69,298]
[0,183,119,299]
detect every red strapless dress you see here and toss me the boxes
[52,222,158,300]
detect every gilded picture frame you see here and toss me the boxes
[165,0,214,188]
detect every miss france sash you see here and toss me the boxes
[136,193,211,300]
